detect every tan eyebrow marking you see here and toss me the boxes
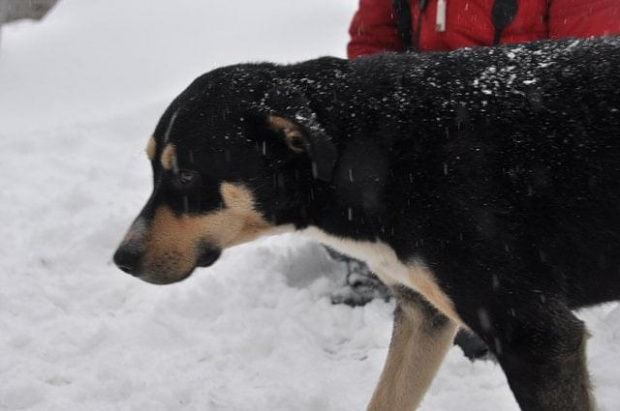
[146,137,157,161]
[161,144,178,172]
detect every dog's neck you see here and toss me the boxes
[253,59,408,240]
[262,60,402,236]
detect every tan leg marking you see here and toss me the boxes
[295,228,462,409]
[368,295,457,411]
[146,137,156,161]
[160,144,177,171]
[404,262,463,326]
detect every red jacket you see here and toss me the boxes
[348,0,620,58]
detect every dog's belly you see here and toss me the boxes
[301,226,463,324]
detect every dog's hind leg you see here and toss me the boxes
[367,286,457,411]
[473,298,594,411]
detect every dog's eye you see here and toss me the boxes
[178,169,198,185]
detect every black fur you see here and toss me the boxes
[116,36,620,411]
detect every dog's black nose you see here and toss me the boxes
[113,247,142,275]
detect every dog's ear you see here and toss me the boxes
[254,83,338,182]
[265,115,338,181]
[266,116,310,154]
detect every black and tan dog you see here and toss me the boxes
[114,36,620,411]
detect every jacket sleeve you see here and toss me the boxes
[347,0,405,59]
[549,0,620,39]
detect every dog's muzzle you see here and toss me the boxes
[113,241,222,284]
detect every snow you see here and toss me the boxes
[0,1,619,410]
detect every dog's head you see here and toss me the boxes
[113,64,338,284]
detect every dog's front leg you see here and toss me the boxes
[367,286,457,411]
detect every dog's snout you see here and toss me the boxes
[113,246,142,276]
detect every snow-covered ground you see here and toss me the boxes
[0,1,618,410]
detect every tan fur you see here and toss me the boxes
[540,326,595,411]
[146,137,157,161]
[218,182,277,246]
[300,227,462,325]
[367,302,457,411]
[267,115,308,153]
[160,144,177,171]
[141,183,275,282]
[404,263,462,326]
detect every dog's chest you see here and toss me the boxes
[301,226,462,323]
[301,226,408,286]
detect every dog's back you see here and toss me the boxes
[307,37,620,310]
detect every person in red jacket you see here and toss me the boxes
[348,0,620,59]
[330,0,620,359]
